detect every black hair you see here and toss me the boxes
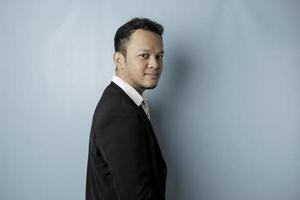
[114,17,164,56]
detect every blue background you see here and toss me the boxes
[1,0,299,199]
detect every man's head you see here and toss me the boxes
[113,18,164,94]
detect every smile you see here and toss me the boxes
[145,73,159,78]
[145,74,160,80]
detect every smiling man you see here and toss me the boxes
[86,18,167,200]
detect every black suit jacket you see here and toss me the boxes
[86,82,167,200]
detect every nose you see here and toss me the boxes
[148,56,159,69]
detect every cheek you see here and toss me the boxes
[159,61,164,67]
[133,61,148,72]
[127,62,146,77]
[126,58,148,74]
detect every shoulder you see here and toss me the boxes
[91,83,142,131]
[91,96,143,143]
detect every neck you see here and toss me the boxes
[115,74,144,95]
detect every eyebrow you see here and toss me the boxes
[138,49,164,54]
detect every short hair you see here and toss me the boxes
[114,17,164,56]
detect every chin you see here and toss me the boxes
[146,85,157,90]
[139,79,160,90]
[144,83,158,90]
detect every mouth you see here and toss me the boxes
[144,73,160,79]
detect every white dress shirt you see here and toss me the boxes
[111,75,150,119]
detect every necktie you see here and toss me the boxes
[141,100,151,120]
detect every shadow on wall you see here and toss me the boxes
[150,41,201,200]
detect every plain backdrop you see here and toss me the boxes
[1,0,299,200]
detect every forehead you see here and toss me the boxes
[126,29,163,51]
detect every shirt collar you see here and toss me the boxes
[111,75,144,106]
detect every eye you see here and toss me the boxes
[157,54,164,59]
[139,53,149,59]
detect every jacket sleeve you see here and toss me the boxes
[95,109,155,200]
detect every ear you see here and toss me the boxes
[113,52,125,71]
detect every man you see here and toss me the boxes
[86,18,167,200]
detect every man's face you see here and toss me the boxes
[115,29,164,94]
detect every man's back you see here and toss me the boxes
[86,82,167,200]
